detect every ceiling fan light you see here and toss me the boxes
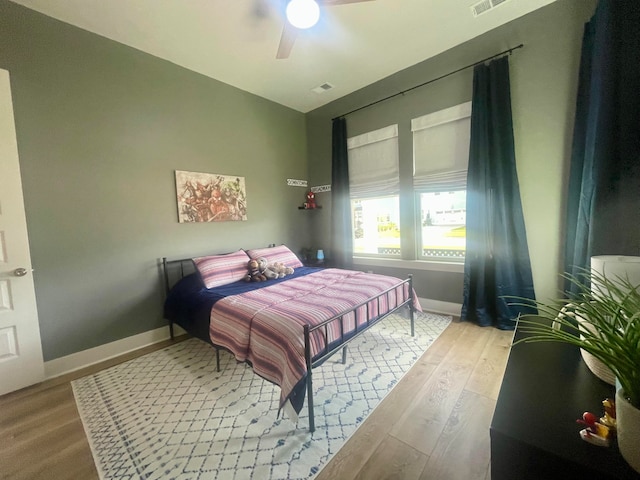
[286,0,320,29]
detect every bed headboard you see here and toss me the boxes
[162,256,197,294]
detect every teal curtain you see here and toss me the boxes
[461,56,536,330]
[331,117,353,268]
[564,0,640,294]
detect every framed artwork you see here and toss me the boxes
[175,170,247,223]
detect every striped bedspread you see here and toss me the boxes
[208,268,421,414]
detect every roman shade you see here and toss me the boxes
[347,124,399,198]
[412,102,471,192]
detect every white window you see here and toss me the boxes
[412,102,471,261]
[348,124,400,257]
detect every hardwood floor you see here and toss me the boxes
[0,319,514,480]
[316,320,514,480]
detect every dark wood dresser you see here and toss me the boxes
[490,325,640,479]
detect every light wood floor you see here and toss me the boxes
[0,319,514,480]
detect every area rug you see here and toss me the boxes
[72,311,451,480]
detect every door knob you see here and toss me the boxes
[14,268,28,277]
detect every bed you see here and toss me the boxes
[162,245,421,432]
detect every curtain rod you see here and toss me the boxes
[332,43,524,121]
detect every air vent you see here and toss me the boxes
[312,82,335,94]
[471,0,511,17]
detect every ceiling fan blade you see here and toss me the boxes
[320,0,375,5]
[276,22,299,59]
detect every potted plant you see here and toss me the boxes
[512,269,640,472]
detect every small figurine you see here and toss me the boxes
[577,398,617,447]
[303,191,316,209]
[600,397,617,430]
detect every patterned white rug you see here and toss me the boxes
[72,311,451,480]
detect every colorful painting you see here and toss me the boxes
[175,170,247,223]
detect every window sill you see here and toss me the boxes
[352,256,464,273]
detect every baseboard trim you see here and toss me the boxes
[44,324,187,380]
[418,297,461,317]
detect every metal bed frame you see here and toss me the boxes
[162,256,416,432]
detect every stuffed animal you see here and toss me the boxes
[272,262,285,279]
[257,258,294,280]
[275,262,294,278]
[257,257,279,280]
[244,258,266,282]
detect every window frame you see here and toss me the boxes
[347,124,401,258]
[351,195,401,258]
[411,102,472,263]
[415,189,467,263]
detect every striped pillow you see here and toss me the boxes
[193,250,250,288]
[245,245,303,268]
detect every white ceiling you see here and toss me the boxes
[11,0,557,113]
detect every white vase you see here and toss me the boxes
[616,389,640,473]
[577,316,616,385]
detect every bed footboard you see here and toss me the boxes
[303,274,415,432]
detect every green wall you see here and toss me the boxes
[0,0,310,361]
[305,0,597,305]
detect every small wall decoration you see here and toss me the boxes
[175,170,247,223]
[287,178,308,187]
[311,184,331,193]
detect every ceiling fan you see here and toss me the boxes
[276,0,375,59]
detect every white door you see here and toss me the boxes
[0,68,44,396]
